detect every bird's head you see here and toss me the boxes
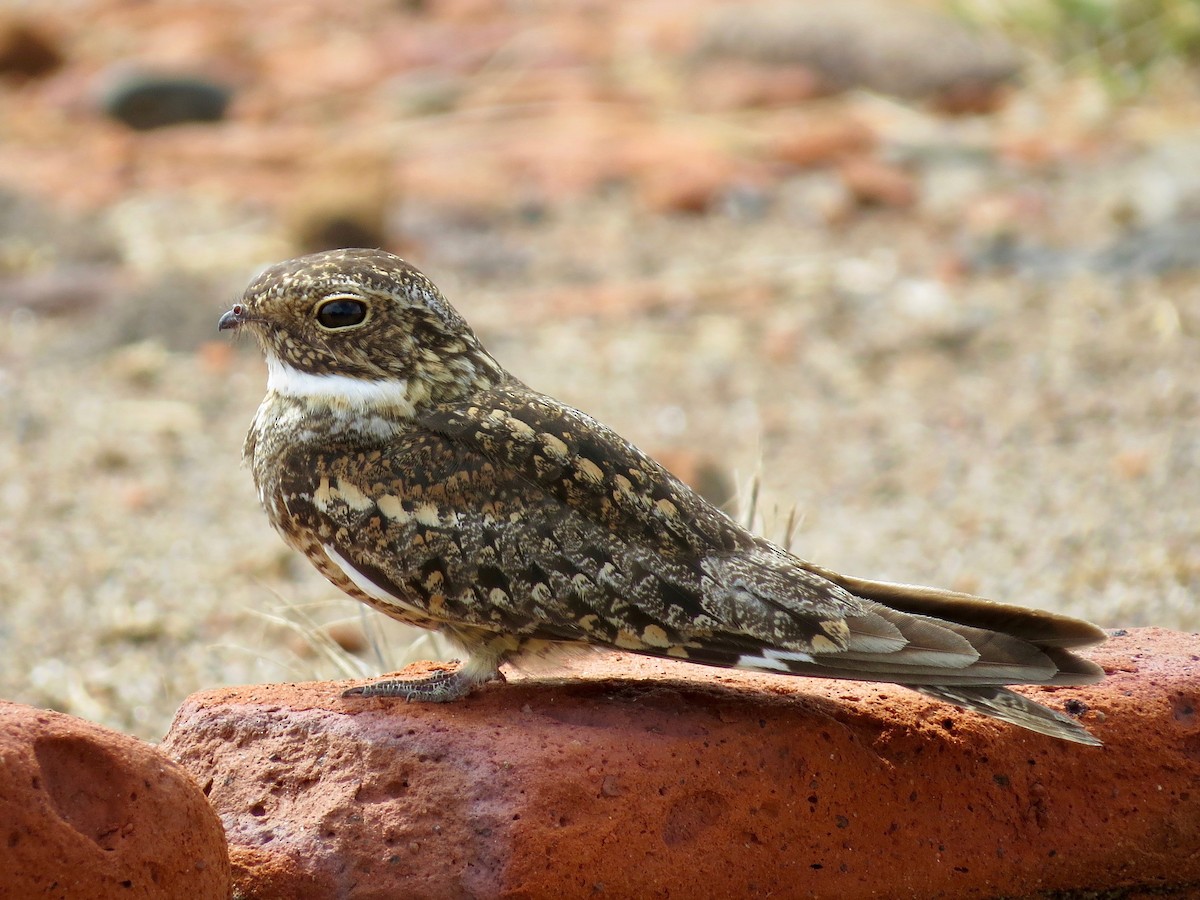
[219,249,505,413]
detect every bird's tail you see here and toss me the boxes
[812,567,1107,651]
[808,566,1107,744]
[913,684,1100,745]
[674,560,1107,743]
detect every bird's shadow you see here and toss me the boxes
[473,671,879,740]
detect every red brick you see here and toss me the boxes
[0,701,231,898]
[162,628,1198,899]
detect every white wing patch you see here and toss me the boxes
[736,648,817,672]
[323,544,428,619]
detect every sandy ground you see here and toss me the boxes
[0,2,1197,740]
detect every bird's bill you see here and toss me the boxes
[218,305,250,332]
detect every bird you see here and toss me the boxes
[219,248,1106,745]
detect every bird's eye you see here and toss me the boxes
[315,297,368,330]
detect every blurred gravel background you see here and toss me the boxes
[0,0,1196,740]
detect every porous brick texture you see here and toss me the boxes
[0,700,231,898]
[161,627,1199,899]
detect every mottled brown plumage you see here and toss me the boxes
[220,249,1106,744]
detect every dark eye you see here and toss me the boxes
[315,297,367,329]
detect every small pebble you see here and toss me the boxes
[100,71,232,130]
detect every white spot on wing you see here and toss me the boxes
[738,654,789,672]
[323,545,426,618]
[737,648,817,672]
[768,649,816,663]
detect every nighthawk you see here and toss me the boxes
[220,248,1105,745]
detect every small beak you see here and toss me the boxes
[218,305,248,332]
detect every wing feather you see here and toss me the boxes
[273,386,1101,705]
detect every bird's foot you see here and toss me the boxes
[342,660,504,703]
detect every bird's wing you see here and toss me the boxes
[418,384,903,651]
[277,386,1100,695]
[271,398,870,658]
[421,383,748,561]
[420,386,1104,688]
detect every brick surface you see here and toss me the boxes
[161,627,1199,899]
[0,701,231,899]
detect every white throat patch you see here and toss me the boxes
[266,355,417,415]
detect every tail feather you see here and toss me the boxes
[914,684,1101,746]
[660,570,1106,744]
[847,606,1057,678]
[812,567,1108,649]
[1039,646,1106,685]
[832,605,1102,686]
[670,641,1102,746]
